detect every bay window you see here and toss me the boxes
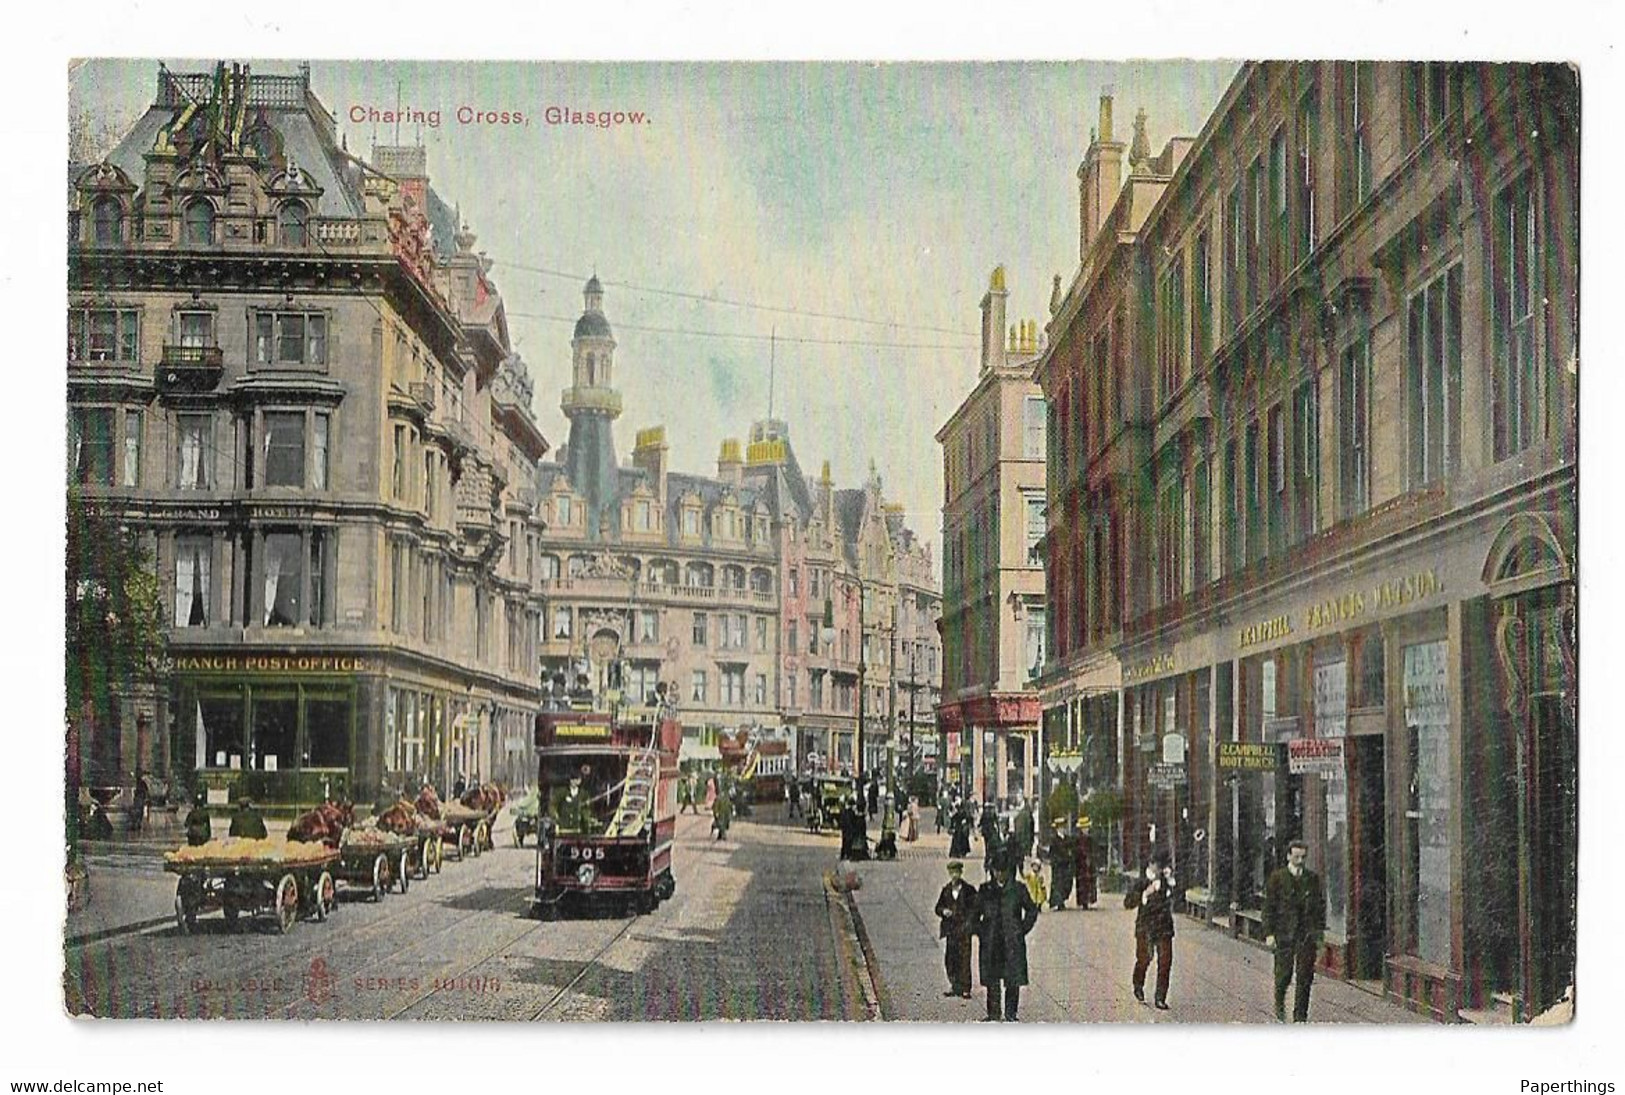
[253,310,328,366]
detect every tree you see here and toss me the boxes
[65,490,166,843]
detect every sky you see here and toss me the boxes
[69,58,1238,565]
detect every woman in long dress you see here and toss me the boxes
[902,797,920,842]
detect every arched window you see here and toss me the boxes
[92,197,123,245]
[183,199,215,246]
[585,352,596,386]
[277,201,308,247]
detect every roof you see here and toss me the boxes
[835,488,868,563]
[574,311,613,340]
[425,186,459,260]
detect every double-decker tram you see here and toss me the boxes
[531,695,681,918]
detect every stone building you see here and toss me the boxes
[1035,66,1577,1021]
[937,267,1048,804]
[67,62,549,808]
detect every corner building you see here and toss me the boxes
[68,64,549,808]
[1037,66,1576,1021]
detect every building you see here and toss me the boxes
[67,62,549,808]
[533,282,938,777]
[1035,66,1577,1022]
[938,267,1048,804]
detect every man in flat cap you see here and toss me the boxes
[934,861,977,998]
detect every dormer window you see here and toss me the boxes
[91,197,123,246]
[682,507,700,537]
[183,199,215,246]
[278,201,309,247]
[557,496,574,525]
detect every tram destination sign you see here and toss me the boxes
[1217,742,1277,771]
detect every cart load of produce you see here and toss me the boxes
[437,800,489,825]
[414,785,442,820]
[341,826,410,849]
[509,788,540,818]
[288,801,354,847]
[459,782,506,812]
[374,799,419,836]
[165,836,334,866]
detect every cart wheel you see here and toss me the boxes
[461,825,476,859]
[431,835,444,873]
[397,850,411,894]
[370,854,386,902]
[222,895,240,928]
[312,871,336,921]
[476,820,491,853]
[174,890,195,934]
[275,874,299,934]
[513,825,522,848]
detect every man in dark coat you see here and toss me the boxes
[1046,819,1075,910]
[948,800,973,858]
[184,790,213,846]
[711,789,733,841]
[1263,838,1328,1022]
[975,853,1040,1020]
[978,802,1004,873]
[1012,799,1036,863]
[839,798,870,861]
[1125,848,1176,1009]
[934,861,978,998]
[866,778,880,818]
[228,797,268,840]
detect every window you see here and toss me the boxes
[1225,184,1245,333]
[1025,608,1046,679]
[309,530,328,627]
[1191,459,1211,587]
[1159,261,1186,402]
[174,534,210,627]
[262,531,304,627]
[122,409,141,487]
[68,407,114,485]
[1340,337,1371,517]
[1403,640,1452,966]
[786,672,798,708]
[539,554,560,580]
[1023,396,1046,459]
[183,199,215,246]
[789,619,800,653]
[1341,62,1374,215]
[1292,380,1319,541]
[692,612,708,646]
[1221,438,1241,573]
[1024,492,1046,557]
[681,508,700,536]
[753,673,768,706]
[92,197,123,245]
[424,452,437,519]
[1193,232,1213,367]
[551,605,573,640]
[1493,175,1541,459]
[277,201,309,247]
[1244,421,1262,564]
[1407,265,1463,487]
[253,311,327,366]
[1407,63,1459,145]
[1296,88,1319,261]
[556,496,573,526]
[70,307,139,362]
[1158,478,1183,605]
[1267,403,1287,553]
[392,426,408,499]
[638,609,659,644]
[691,670,708,704]
[312,412,329,491]
[811,672,824,710]
[755,616,768,652]
[1270,128,1289,284]
[729,614,746,650]
[263,411,307,487]
[1248,156,1266,311]
[390,540,407,633]
[636,499,653,531]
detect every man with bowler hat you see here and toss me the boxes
[976,851,1040,1021]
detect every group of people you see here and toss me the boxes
[935,821,1329,1022]
[940,794,1098,911]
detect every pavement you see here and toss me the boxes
[844,813,1431,1024]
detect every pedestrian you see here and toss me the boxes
[948,800,973,858]
[975,852,1040,1021]
[866,778,880,818]
[228,796,268,840]
[678,773,695,814]
[453,771,468,799]
[902,796,920,843]
[711,788,733,841]
[1046,818,1075,910]
[1022,857,1048,908]
[934,861,977,998]
[786,779,800,819]
[1264,838,1328,1023]
[1012,798,1035,863]
[1075,821,1097,908]
[839,797,870,861]
[184,788,213,846]
[935,787,949,834]
[1125,848,1176,1010]
[978,801,1004,874]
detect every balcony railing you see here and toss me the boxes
[408,381,436,412]
[560,386,623,416]
[161,345,224,368]
[157,345,225,393]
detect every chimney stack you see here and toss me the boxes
[1078,90,1127,262]
[980,265,1009,372]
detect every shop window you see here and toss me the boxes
[251,692,298,773]
[305,695,350,768]
[262,531,304,627]
[1353,631,1385,709]
[197,694,245,769]
[1403,640,1452,966]
[174,533,210,627]
[263,411,307,487]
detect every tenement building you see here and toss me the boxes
[938,267,1048,804]
[67,63,550,808]
[1034,67,1577,1022]
[533,284,939,777]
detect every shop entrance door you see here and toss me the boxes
[1350,735,1388,980]
[1528,691,1577,1016]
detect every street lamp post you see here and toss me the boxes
[855,577,867,782]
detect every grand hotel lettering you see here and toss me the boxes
[1238,569,1443,651]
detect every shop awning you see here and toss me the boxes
[679,739,722,762]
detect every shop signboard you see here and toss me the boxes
[1148,762,1187,788]
[1287,737,1344,777]
[1217,741,1277,771]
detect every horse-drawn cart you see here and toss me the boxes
[335,829,415,901]
[165,839,339,935]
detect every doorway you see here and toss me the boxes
[1350,735,1388,980]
